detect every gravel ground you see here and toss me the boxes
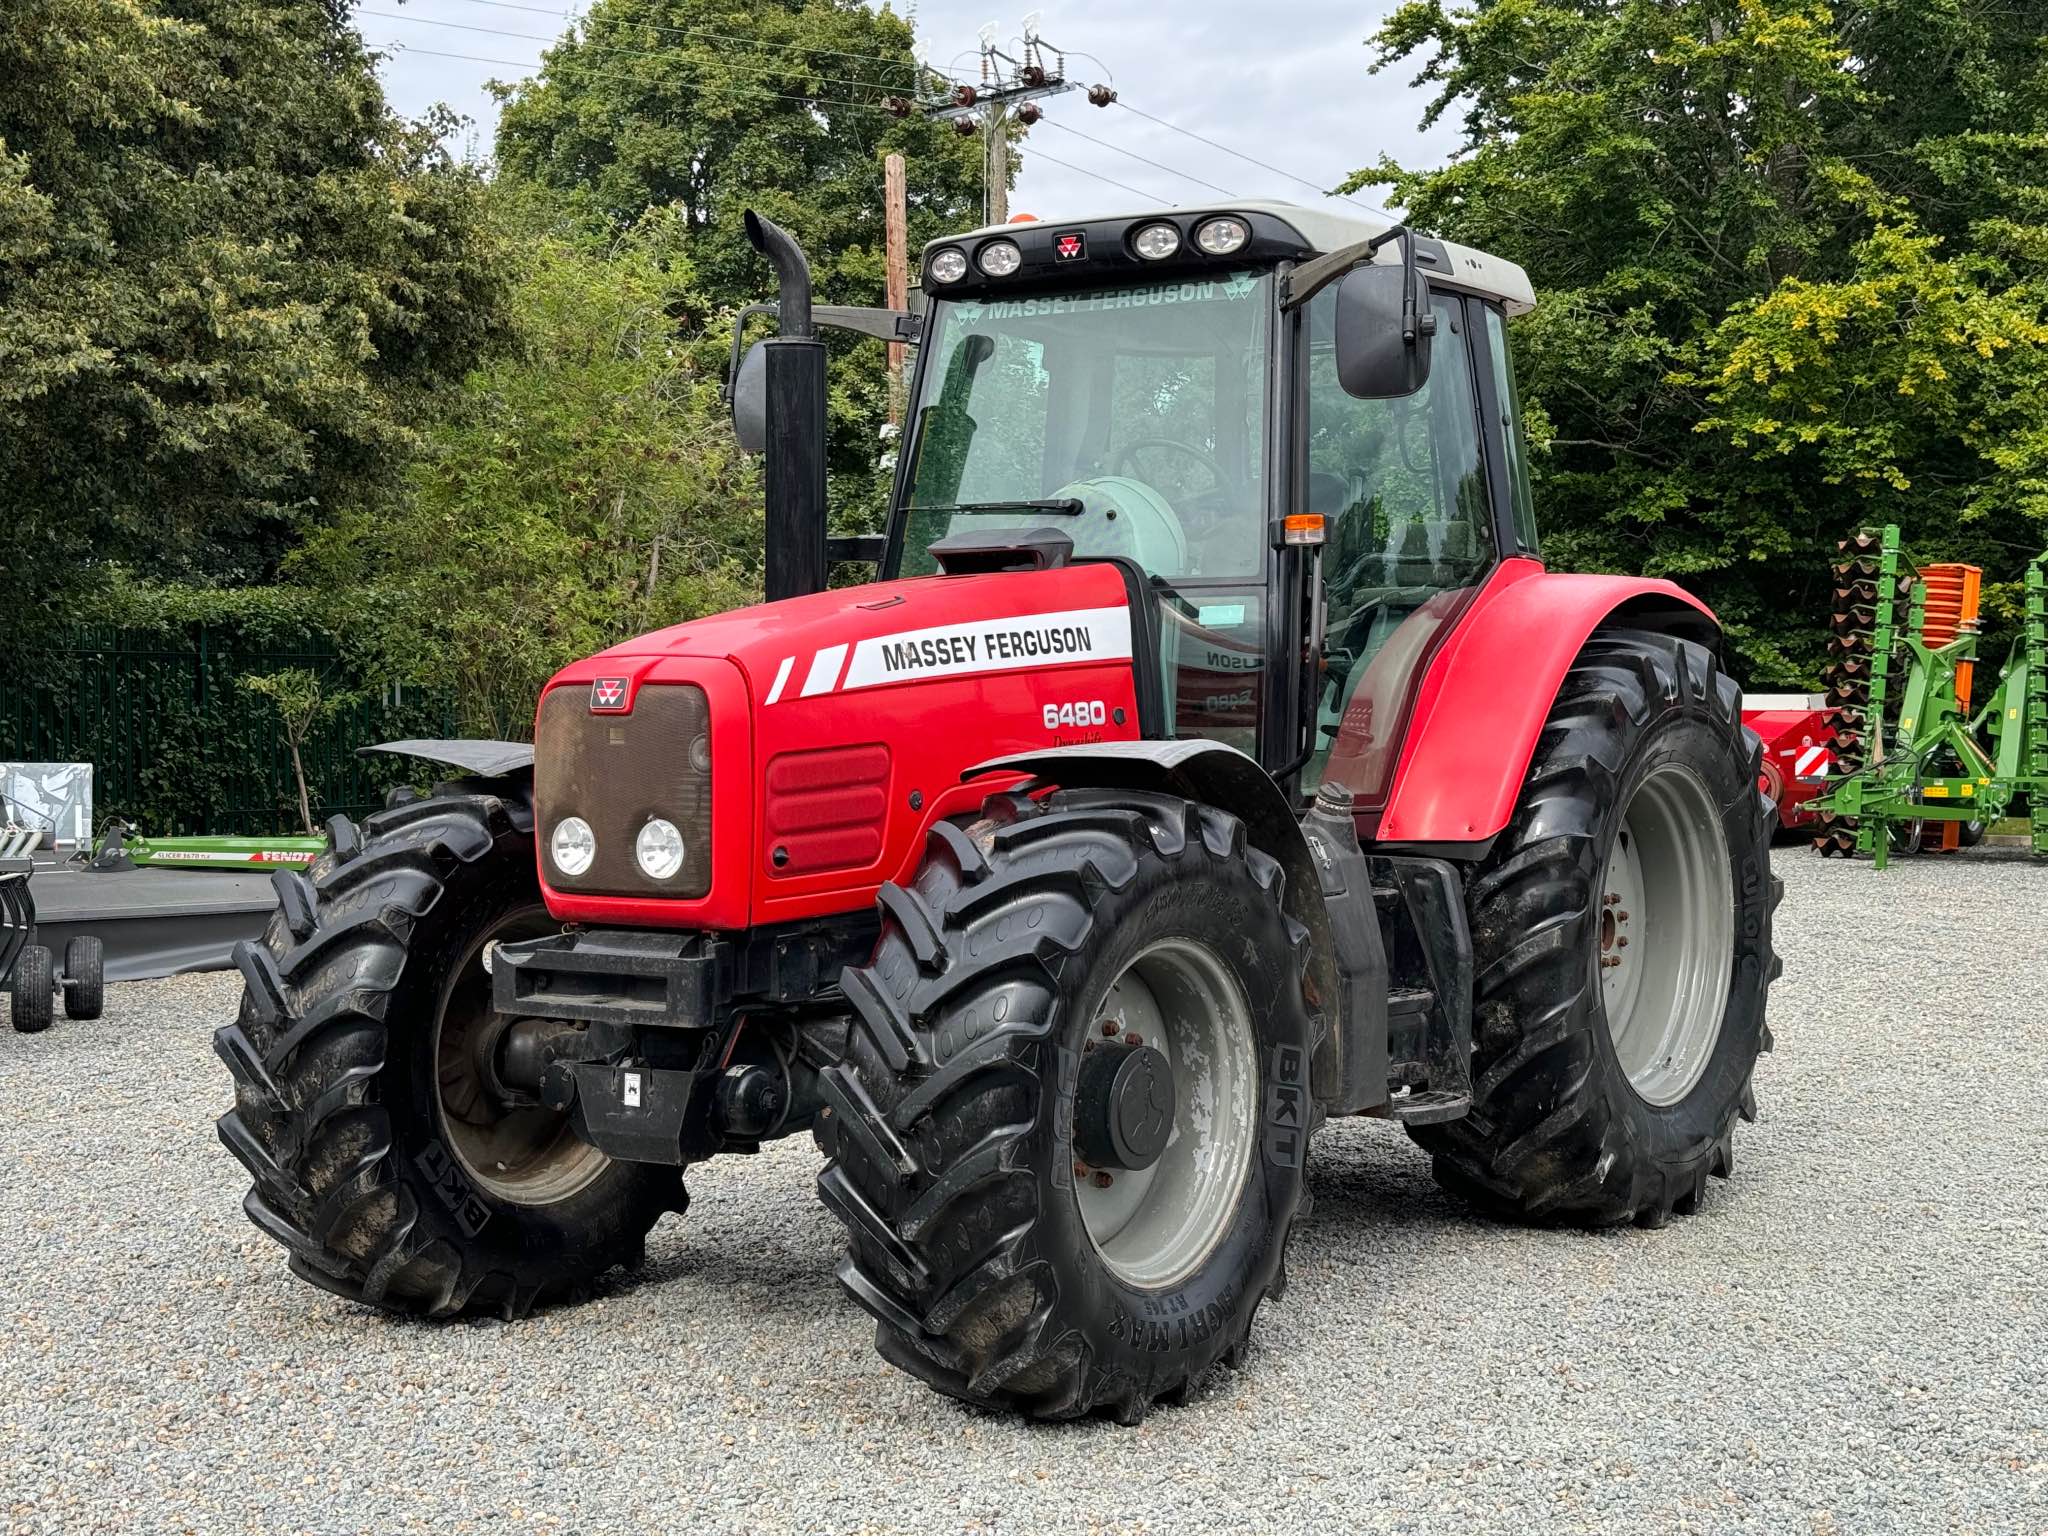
[2,848,2044,1534]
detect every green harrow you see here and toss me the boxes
[1813,525,2048,869]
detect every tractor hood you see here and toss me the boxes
[583,563,1143,712]
[535,560,1151,933]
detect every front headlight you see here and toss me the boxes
[550,816,596,877]
[635,817,686,881]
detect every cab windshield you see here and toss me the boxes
[896,271,1273,585]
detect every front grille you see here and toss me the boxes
[535,683,713,899]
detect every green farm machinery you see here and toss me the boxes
[1812,524,2048,868]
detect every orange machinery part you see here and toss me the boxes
[1916,562,1983,850]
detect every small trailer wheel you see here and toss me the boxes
[11,944,55,1033]
[63,935,105,1020]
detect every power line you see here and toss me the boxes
[360,9,908,97]
[383,44,889,112]
[414,0,949,79]
[375,40,1189,211]
[1037,116,1235,200]
[1111,99,1396,219]
[1020,146,1166,206]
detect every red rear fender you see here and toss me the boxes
[1376,560,1719,846]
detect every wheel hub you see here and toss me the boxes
[1075,1040,1176,1171]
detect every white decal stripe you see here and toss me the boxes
[764,655,795,706]
[840,605,1133,692]
[800,644,849,698]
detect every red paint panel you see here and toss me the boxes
[534,561,1143,930]
[766,745,891,876]
[1376,560,1718,845]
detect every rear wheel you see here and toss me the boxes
[214,789,675,1317]
[818,789,1315,1422]
[1412,630,1781,1226]
[62,935,103,1020]
[10,944,54,1034]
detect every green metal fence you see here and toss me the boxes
[1,625,454,836]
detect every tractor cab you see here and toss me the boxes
[789,201,1541,825]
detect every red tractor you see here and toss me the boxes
[216,202,1781,1424]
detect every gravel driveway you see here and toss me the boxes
[2,849,2043,1533]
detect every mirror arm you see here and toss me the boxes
[724,303,781,408]
[1280,225,1442,347]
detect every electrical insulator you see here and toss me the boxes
[954,83,978,108]
[952,115,978,136]
[1016,102,1042,125]
[1020,64,1047,87]
[883,96,912,118]
[1087,83,1117,107]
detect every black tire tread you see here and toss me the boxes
[213,789,659,1320]
[1413,629,1782,1227]
[822,790,1312,1422]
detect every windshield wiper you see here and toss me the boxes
[904,498,1084,516]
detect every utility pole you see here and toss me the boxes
[882,151,909,420]
[889,16,1114,224]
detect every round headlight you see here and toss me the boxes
[550,816,596,878]
[929,247,969,284]
[1194,215,1250,255]
[635,818,686,881]
[977,239,1022,277]
[1132,222,1181,260]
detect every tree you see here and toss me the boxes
[0,0,516,648]
[1356,0,2048,681]
[241,667,361,833]
[293,210,761,739]
[493,0,992,529]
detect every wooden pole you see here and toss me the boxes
[985,103,1009,226]
[884,151,909,423]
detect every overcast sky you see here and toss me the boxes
[363,1,1462,223]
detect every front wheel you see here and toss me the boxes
[10,944,54,1033]
[1412,630,1781,1226]
[819,790,1316,1423]
[214,789,676,1317]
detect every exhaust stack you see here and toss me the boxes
[744,211,829,604]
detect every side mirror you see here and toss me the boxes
[1334,262,1434,400]
[731,340,768,454]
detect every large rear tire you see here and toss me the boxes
[214,789,676,1318]
[818,789,1316,1423]
[1411,630,1781,1226]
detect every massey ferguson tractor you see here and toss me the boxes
[215,201,1781,1424]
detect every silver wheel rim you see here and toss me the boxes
[434,909,610,1205]
[1598,764,1735,1107]
[1073,938,1258,1289]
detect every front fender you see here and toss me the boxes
[966,740,1340,1054]
[1376,560,1719,846]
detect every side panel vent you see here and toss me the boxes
[765,744,891,877]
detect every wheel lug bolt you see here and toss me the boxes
[1617,910,1630,921]
[1100,1020,1118,1037]
[1604,892,1620,905]
[1601,955,1622,969]
[1074,1161,1090,1179]
[1617,936,1628,948]
[1092,1170,1114,1188]
[1124,1031,1142,1047]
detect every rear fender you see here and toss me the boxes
[967,741,1344,1098]
[1375,562,1720,847]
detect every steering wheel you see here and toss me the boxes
[1111,437,1232,500]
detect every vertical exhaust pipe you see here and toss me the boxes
[745,211,828,603]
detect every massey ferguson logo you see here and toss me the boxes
[1054,231,1086,261]
[590,678,629,711]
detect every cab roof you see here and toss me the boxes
[929,198,1536,315]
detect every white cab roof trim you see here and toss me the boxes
[931,198,1536,315]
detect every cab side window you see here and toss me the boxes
[1303,292,1495,801]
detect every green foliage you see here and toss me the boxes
[294,211,762,739]
[494,0,991,530]
[0,0,517,648]
[241,667,362,832]
[1356,0,2048,682]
